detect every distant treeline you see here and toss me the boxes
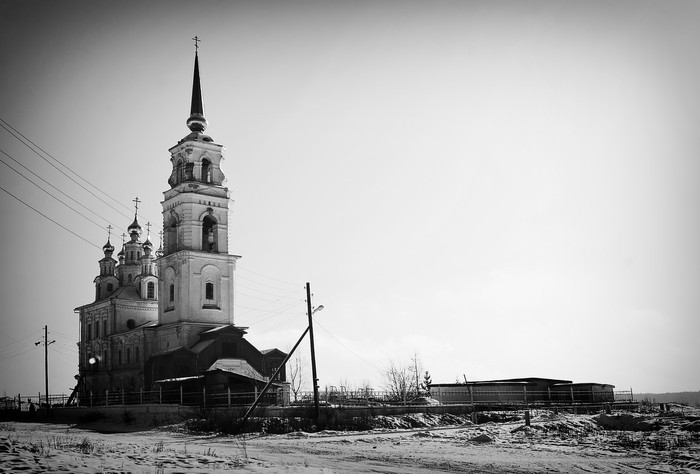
[634,391,700,407]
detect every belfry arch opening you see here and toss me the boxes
[165,215,178,254]
[201,159,212,183]
[202,214,217,252]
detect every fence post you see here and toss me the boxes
[159,386,162,404]
[180,385,183,405]
[140,387,143,405]
[227,387,231,407]
[90,390,93,407]
[570,386,574,404]
[121,389,125,406]
[523,386,527,404]
[106,389,109,406]
[203,387,206,408]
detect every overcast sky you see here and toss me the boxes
[1,0,699,397]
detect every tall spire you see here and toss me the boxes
[187,37,208,133]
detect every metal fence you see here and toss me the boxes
[1,387,635,411]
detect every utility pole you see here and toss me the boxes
[306,282,320,422]
[35,325,55,415]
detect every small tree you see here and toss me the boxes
[421,371,432,395]
[287,353,306,402]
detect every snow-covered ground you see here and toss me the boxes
[1,406,698,473]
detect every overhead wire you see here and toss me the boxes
[0,118,162,233]
[0,119,139,224]
[0,148,125,232]
[0,185,102,250]
[314,319,383,372]
[0,149,112,232]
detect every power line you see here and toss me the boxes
[0,119,137,223]
[0,185,102,250]
[314,320,383,372]
[236,265,299,289]
[0,118,162,232]
[0,148,124,231]
[0,150,111,232]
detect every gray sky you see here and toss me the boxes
[1,0,699,396]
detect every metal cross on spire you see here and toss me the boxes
[146,222,152,236]
[192,35,201,53]
[132,197,141,218]
[107,224,113,240]
[121,233,127,246]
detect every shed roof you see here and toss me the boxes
[207,358,267,383]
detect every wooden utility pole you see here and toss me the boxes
[36,325,55,415]
[306,282,320,422]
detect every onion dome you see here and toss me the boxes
[142,236,153,256]
[128,217,142,240]
[102,239,115,256]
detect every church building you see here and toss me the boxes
[74,49,287,403]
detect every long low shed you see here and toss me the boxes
[429,378,615,405]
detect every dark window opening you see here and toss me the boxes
[206,282,214,300]
[86,323,91,341]
[147,281,155,299]
[176,160,185,184]
[201,159,212,183]
[201,215,217,252]
[166,216,178,254]
[127,319,136,330]
[169,284,174,302]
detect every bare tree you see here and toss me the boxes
[287,353,306,402]
[382,359,417,402]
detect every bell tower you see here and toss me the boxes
[158,48,240,327]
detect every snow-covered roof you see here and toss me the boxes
[207,358,267,383]
[154,375,204,384]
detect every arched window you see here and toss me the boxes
[201,215,217,252]
[126,348,131,364]
[95,284,100,300]
[185,163,194,181]
[176,160,185,184]
[165,215,178,254]
[135,346,140,362]
[118,350,122,365]
[201,159,212,183]
[127,274,132,283]
[106,283,113,293]
[87,323,92,341]
[169,284,175,302]
[95,321,99,339]
[147,281,155,299]
[206,282,214,300]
